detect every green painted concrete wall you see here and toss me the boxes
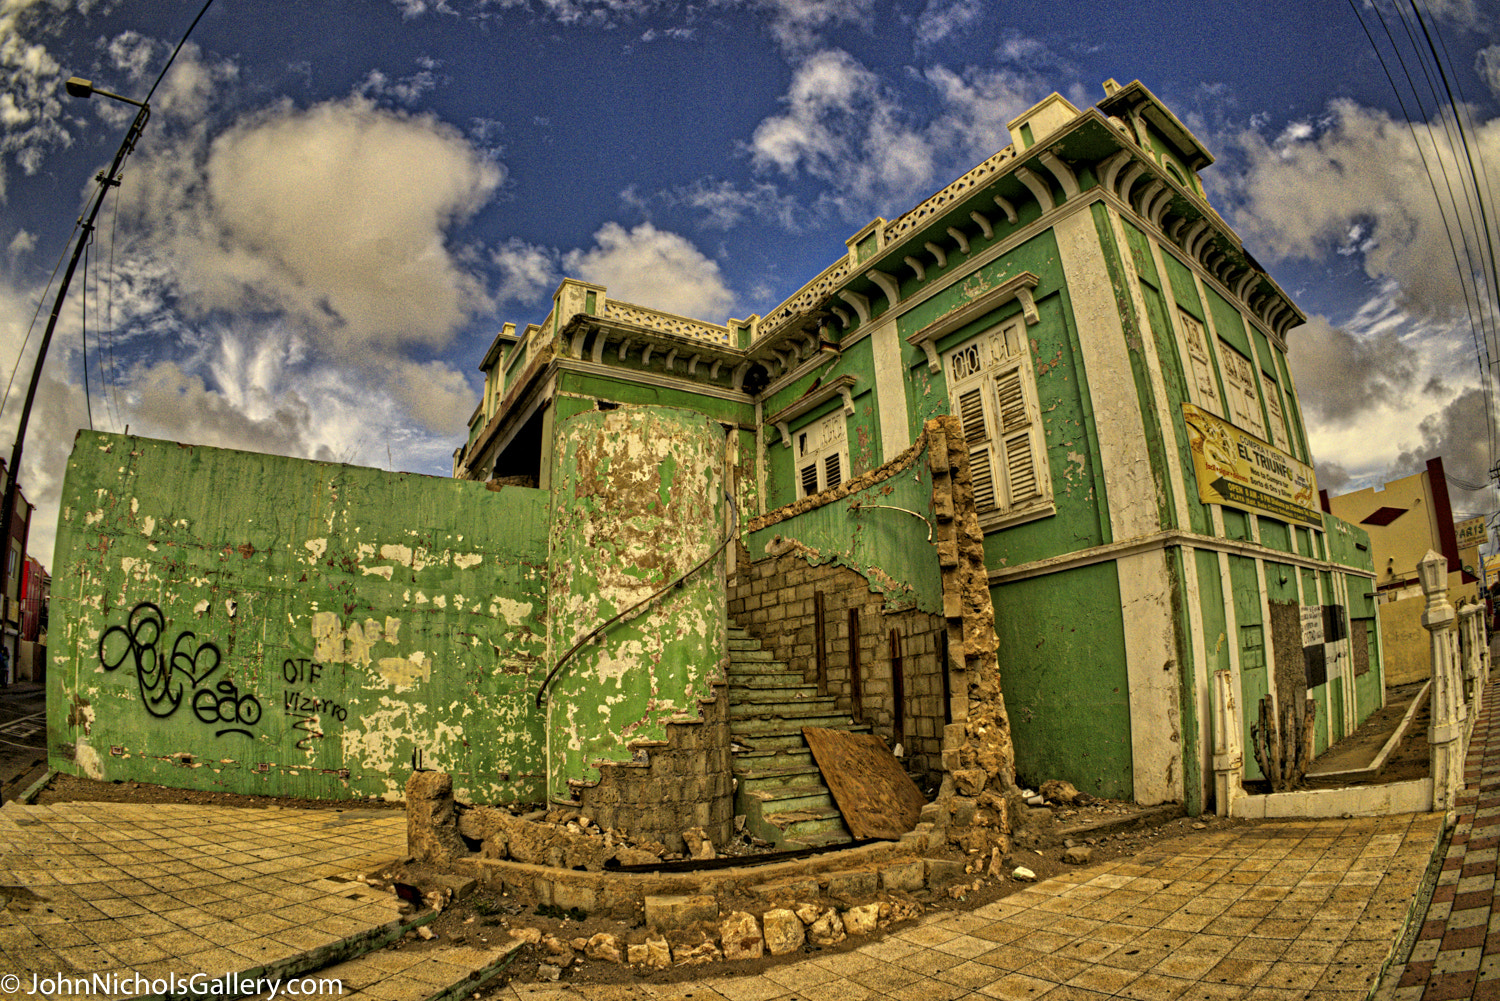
[544,406,726,803]
[50,432,550,803]
[992,562,1133,798]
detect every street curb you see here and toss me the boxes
[15,768,50,804]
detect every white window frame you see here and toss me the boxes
[1220,343,1266,440]
[943,319,1053,530]
[1178,309,1221,416]
[794,410,848,498]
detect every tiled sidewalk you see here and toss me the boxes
[519,812,1444,1001]
[1381,677,1500,1001]
[0,801,410,999]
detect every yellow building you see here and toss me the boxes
[1325,458,1474,684]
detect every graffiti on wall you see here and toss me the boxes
[282,657,349,750]
[98,602,262,738]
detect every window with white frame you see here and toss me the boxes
[1220,345,1266,439]
[1178,310,1220,414]
[795,410,848,498]
[944,320,1051,525]
[1260,371,1290,452]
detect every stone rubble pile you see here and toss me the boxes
[502,892,924,977]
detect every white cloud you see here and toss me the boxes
[356,63,443,107]
[121,94,503,355]
[1287,313,1419,426]
[0,0,73,195]
[563,221,734,318]
[492,237,560,304]
[649,177,804,230]
[1479,45,1500,99]
[1225,98,1500,323]
[6,229,34,258]
[913,0,983,49]
[492,220,735,319]
[750,49,934,209]
[757,0,874,54]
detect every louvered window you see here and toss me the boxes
[795,410,849,498]
[944,320,1051,527]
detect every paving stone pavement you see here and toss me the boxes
[510,812,1444,1001]
[0,801,412,1000]
[1379,674,1500,1001]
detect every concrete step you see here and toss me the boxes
[731,709,858,734]
[728,724,873,750]
[736,764,828,795]
[729,695,840,717]
[732,747,817,772]
[729,678,822,693]
[747,782,838,815]
[728,647,778,662]
[765,804,852,844]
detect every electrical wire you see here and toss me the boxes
[144,0,216,105]
[0,226,78,424]
[1352,0,1498,479]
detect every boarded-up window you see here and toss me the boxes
[1269,600,1307,708]
[1352,618,1371,677]
[1179,310,1220,415]
[1221,345,1266,440]
[1261,372,1290,452]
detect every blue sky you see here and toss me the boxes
[2,0,1499,566]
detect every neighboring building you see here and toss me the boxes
[50,79,1382,832]
[0,458,32,687]
[16,556,48,682]
[1326,458,1475,684]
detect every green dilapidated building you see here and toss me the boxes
[49,80,1380,839]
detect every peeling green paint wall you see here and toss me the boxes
[544,406,726,803]
[50,432,550,803]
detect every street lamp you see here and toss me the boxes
[0,79,150,685]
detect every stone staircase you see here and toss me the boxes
[727,624,866,848]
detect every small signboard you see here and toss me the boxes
[1456,516,1486,549]
[1183,404,1321,526]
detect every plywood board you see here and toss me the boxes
[802,726,927,840]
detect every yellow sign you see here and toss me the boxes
[1183,403,1321,527]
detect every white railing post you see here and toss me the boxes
[1420,549,1463,810]
[1211,669,1244,817]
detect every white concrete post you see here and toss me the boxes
[1460,605,1482,715]
[1210,669,1244,817]
[1420,550,1463,811]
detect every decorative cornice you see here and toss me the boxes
[766,374,858,448]
[906,271,1041,373]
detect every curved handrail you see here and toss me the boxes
[535,492,739,708]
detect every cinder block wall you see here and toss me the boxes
[576,683,733,853]
[728,553,946,785]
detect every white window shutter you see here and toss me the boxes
[995,368,1040,502]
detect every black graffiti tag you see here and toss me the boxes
[98,601,261,738]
